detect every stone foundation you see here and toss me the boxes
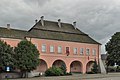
[0,72,21,79]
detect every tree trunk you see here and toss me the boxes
[25,71,28,78]
[21,71,25,78]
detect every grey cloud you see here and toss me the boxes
[0,0,120,53]
[23,0,49,5]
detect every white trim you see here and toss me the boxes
[73,47,77,54]
[80,48,84,55]
[50,45,54,53]
[92,49,96,56]
[58,46,62,53]
[86,48,90,55]
[41,44,46,53]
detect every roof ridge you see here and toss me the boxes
[0,27,28,32]
[33,28,88,36]
[40,19,73,25]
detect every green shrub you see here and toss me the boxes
[60,63,67,75]
[45,66,63,76]
[66,72,72,75]
[116,66,120,72]
[107,66,116,72]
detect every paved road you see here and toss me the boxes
[88,77,120,80]
[9,73,120,80]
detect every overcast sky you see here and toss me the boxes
[0,0,120,54]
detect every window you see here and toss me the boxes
[66,47,70,56]
[50,45,54,53]
[74,48,77,54]
[58,46,62,53]
[86,49,90,55]
[93,49,96,55]
[80,48,84,55]
[42,44,46,52]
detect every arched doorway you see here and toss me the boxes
[86,61,94,72]
[35,59,48,72]
[52,60,66,68]
[70,61,83,73]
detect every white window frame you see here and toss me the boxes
[50,45,54,53]
[42,44,46,52]
[58,46,62,53]
[80,48,84,55]
[74,48,77,54]
[86,49,90,55]
[93,49,96,56]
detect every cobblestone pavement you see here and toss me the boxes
[9,73,120,80]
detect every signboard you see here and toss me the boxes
[6,66,10,72]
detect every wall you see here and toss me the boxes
[1,37,100,74]
[30,38,100,73]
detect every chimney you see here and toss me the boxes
[35,19,38,23]
[58,19,61,28]
[40,16,44,26]
[7,24,10,30]
[73,21,77,29]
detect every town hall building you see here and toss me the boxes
[0,16,101,74]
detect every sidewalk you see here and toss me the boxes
[9,73,120,80]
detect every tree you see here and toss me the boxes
[14,40,40,77]
[91,60,98,73]
[0,40,15,72]
[105,32,120,66]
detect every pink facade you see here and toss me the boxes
[31,38,100,74]
[1,37,100,74]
